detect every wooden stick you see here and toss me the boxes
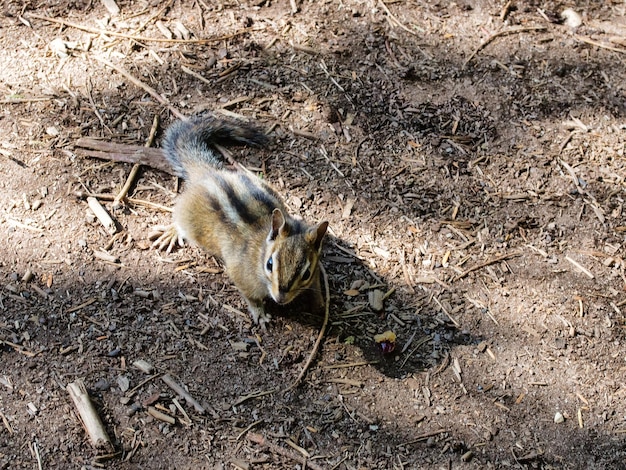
[0,340,37,357]
[76,191,173,212]
[113,115,160,208]
[398,429,449,447]
[161,374,206,414]
[379,0,421,36]
[75,137,173,174]
[147,406,175,424]
[284,264,330,392]
[0,97,51,104]
[32,441,43,470]
[66,380,114,451]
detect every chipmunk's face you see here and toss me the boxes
[264,209,328,305]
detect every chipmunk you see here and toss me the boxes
[159,114,328,328]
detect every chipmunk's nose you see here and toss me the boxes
[273,289,291,305]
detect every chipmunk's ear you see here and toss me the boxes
[269,208,287,241]
[307,221,328,251]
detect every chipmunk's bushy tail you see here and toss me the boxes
[162,113,268,179]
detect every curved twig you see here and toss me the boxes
[284,264,330,392]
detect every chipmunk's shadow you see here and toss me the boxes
[268,236,478,380]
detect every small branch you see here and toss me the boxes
[113,114,160,208]
[75,191,172,212]
[75,137,173,174]
[66,380,114,452]
[565,256,595,279]
[379,0,421,36]
[284,264,330,392]
[399,429,449,447]
[32,441,43,470]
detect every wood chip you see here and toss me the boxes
[93,250,120,264]
[87,197,118,234]
[132,360,154,374]
[147,406,175,425]
[341,197,355,219]
[368,289,384,312]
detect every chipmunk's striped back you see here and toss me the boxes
[198,170,282,229]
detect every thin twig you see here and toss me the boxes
[398,429,449,447]
[113,115,160,208]
[575,35,626,54]
[463,26,546,69]
[379,0,421,36]
[432,295,460,328]
[0,97,51,104]
[247,432,324,470]
[453,251,522,282]
[75,191,173,212]
[284,264,330,392]
[565,256,595,279]
[93,56,185,120]
[28,14,257,44]
[32,441,43,470]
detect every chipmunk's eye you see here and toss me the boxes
[301,268,311,281]
[266,257,273,273]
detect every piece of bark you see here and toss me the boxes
[66,380,114,452]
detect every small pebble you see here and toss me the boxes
[117,375,130,392]
[107,347,121,357]
[126,402,142,416]
[561,8,582,28]
[554,411,565,423]
[93,379,110,391]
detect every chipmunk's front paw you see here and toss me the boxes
[247,301,272,331]
[257,311,272,332]
[148,224,184,253]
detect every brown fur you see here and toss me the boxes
[163,115,328,327]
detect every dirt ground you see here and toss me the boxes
[1,0,625,468]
